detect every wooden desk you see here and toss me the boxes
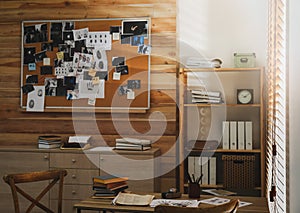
[74,194,269,213]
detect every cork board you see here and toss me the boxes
[21,18,151,111]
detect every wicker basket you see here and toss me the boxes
[222,155,255,189]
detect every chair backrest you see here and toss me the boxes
[154,198,239,213]
[3,169,67,213]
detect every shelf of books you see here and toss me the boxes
[178,67,265,197]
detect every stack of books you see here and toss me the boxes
[92,175,129,198]
[115,137,151,151]
[38,135,62,149]
[191,90,223,104]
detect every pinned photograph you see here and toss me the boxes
[138,44,151,55]
[73,28,89,41]
[24,47,36,64]
[22,84,35,94]
[118,85,130,96]
[112,56,125,66]
[45,78,57,96]
[121,35,131,44]
[40,66,53,75]
[28,63,36,71]
[58,44,68,52]
[93,48,108,71]
[127,89,135,100]
[73,52,93,69]
[127,80,141,89]
[50,22,63,47]
[122,20,148,36]
[63,21,74,31]
[115,65,129,75]
[67,89,79,100]
[110,26,121,40]
[131,36,144,46]
[24,23,48,44]
[26,75,38,84]
[55,67,68,77]
[113,72,121,80]
[43,58,51,66]
[34,50,47,62]
[86,31,111,50]
[41,43,53,51]
[26,86,45,112]
[79,79,105,99]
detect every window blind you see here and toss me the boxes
[266,0,288,212]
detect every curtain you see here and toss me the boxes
[266,0,288,212]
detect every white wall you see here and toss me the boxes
[178,0,300,212]
[289,0,300,212]
[178,0,268,67]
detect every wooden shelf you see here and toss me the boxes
[178,67,266,197]
[180,67,263,73]
[187,149,261,154]
[184,103,261,107]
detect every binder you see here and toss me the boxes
[188,156,195,177]
[237,121,245,150]
[194,157,201,182]
[209,157,217,186]
[230,121,237,150]
[201,157,209,185]
[222,121,230,149]
[245,121,253,150]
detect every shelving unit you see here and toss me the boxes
[178,67,265,197]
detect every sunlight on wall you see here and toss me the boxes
[178,0,268,67]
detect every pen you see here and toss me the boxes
[187,173,193,183]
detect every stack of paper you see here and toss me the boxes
[191,90,223,104]
[186,57,214,68]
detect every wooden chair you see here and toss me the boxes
[3,169,67,213]
[154,198,239,213]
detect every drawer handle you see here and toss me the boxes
[72,190,76,194]
[72,159,76,163]
[72,174,76,179]
[44,155,48,160]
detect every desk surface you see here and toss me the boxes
[74,194,269,213]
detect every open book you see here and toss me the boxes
[112,192,155,206]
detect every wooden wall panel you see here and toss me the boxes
[0,0,178,192]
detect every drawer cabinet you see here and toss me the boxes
[0,147,160,213]
[50,152,99,213]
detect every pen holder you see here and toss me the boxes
[188,183,201,198]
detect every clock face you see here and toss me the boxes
[237,89,253,104]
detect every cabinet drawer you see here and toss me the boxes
[62,169,99,185]
[51,185,93,200]
[100,154,154,178]
[50,153,99,169]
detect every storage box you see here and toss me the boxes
[222,154,255,189]
[234,53,256,68]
